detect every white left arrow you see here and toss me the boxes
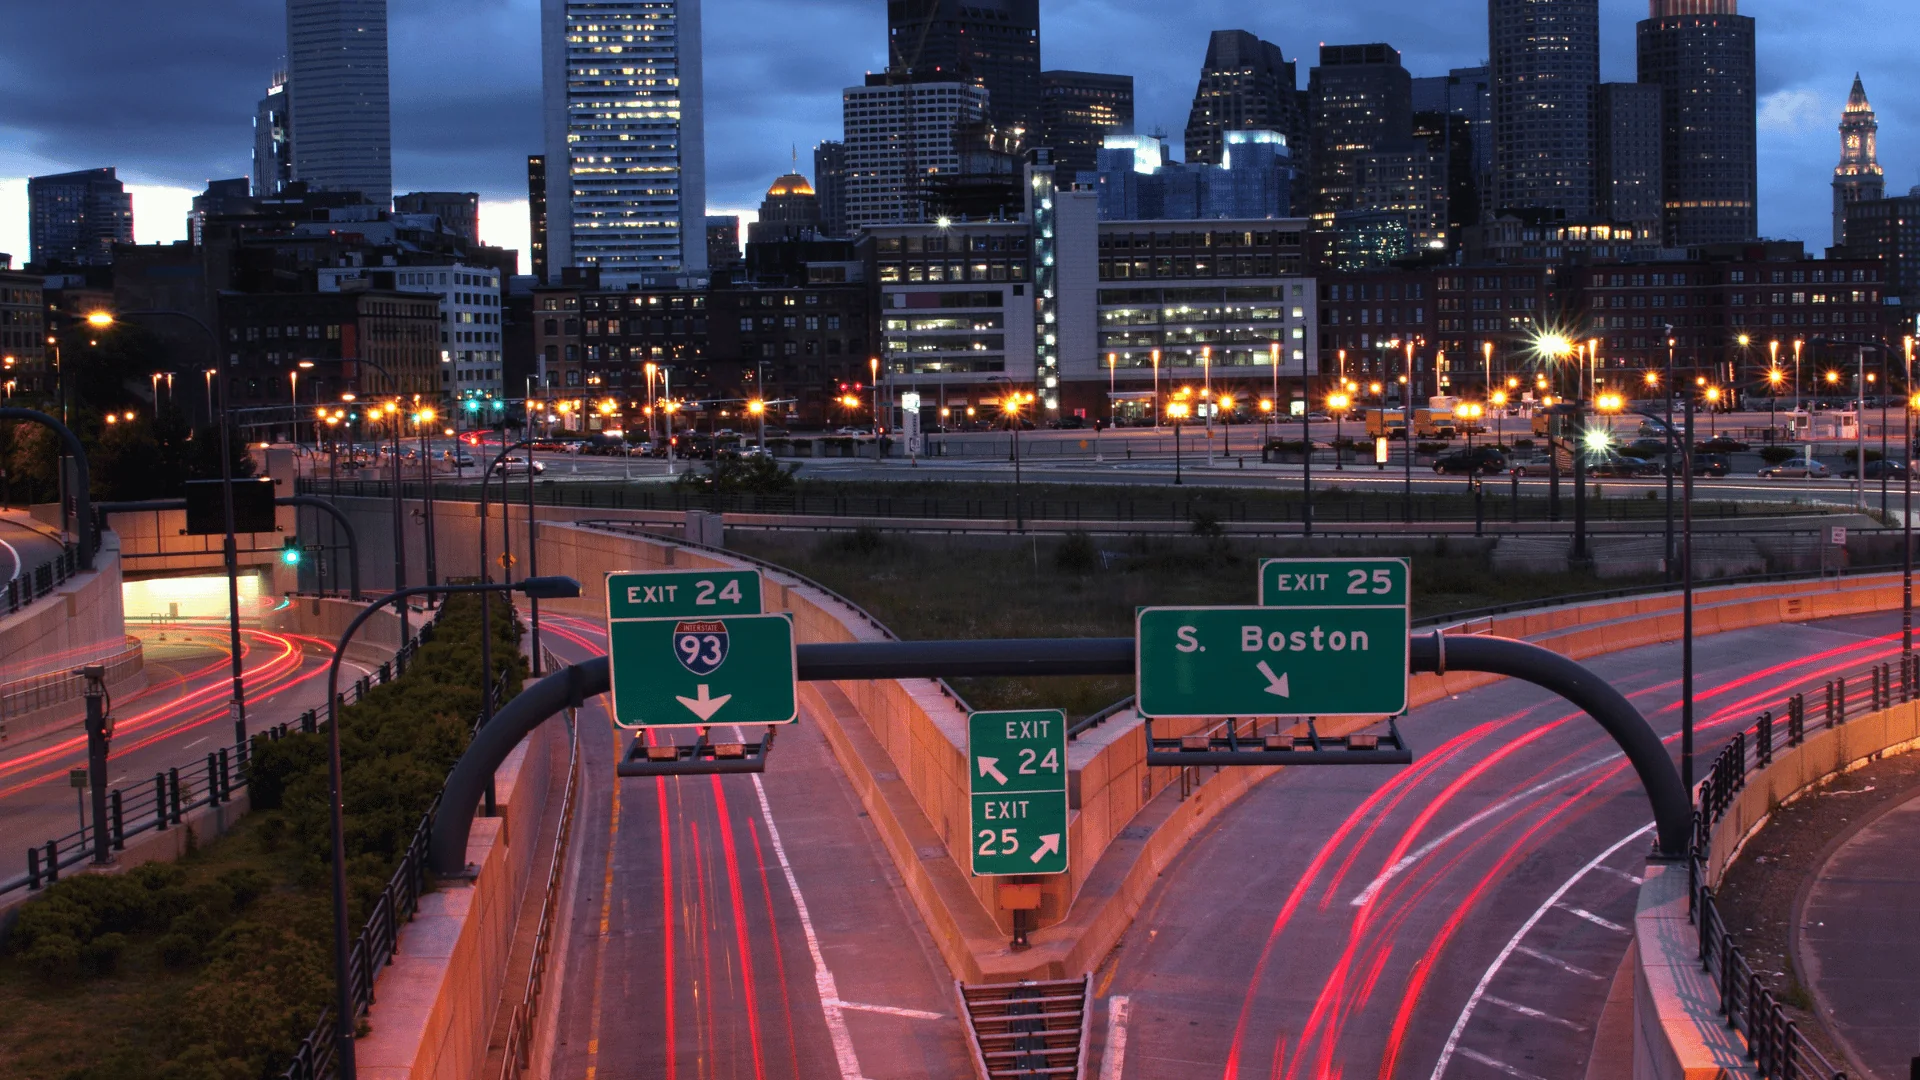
[1030,834,1061,863]
[1257,661,1291,699]
[674,684,732,721]
[977,757,1009,785]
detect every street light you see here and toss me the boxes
[748,398,766,452]
[1766,367,1785,445]
[1328,392,1351,470]
[322,575,581,1080]
[1167,401,1190,485]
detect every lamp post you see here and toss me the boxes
[322,575,581,1080]
[290,360,314,447]
[1203,346,1214,467]
[870,356,882,462]
[1150,348,1161,432]
[415,407,439,586]
[1402,341,1416,524]
[95,309,246,748]
[1168,402,1188,485]
[1329,392,1351,471]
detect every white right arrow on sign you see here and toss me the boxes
[977,757,1008,785]
[1030,834,1061,863]
[1257,661,1291,699]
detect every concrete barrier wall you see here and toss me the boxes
[1629,697,1920,1080]
[357,716,560,1080]
[0,538,129,690]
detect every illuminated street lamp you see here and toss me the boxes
[1766,367,1785,444]
[1328,391,1351,469]
[1166,400,1190,485]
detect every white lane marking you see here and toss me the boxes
[1351,760,1605,907]
[1480,995,1583,1031]
[1594,864,1645,886]
[1427,823,1653,1080]
[1456,1047,1551,1080]
[749,772,866,1080]
[184,736,209,749]
[1,537,20,581]
[1554,903,1630,934]
[1098,996,1131,1080]
[1513,945,1603,981]
[830,999,946,1021]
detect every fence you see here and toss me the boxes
[301,477,1798,526]
[497,645,580,1079]
[3,543,79,617]
[0,636,144,725]
[1,610,445,899]
[1685,652,1920,1079]
[279,666,510,1080]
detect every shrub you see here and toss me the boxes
[24,933,80,981]
[823,526,887,558]
[1054,531,1099,574]
[1758,445,1797,464]
[80,932,128,976]
[1415,441,1449,455]
[1190,508,1225,538]
[157,932,202,970]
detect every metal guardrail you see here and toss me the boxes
[302,476,1807,526]
[498,645,580,1080]
[0,636,144,724]
[3,543,79,617]
[1685,652,1918,1079]
[281,665,510,1080]
[1,611,446,899]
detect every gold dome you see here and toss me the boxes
[766,173,815,198]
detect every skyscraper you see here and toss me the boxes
[1184,31,1306,169]
[1596,82,1664,227]
[527,155,548,282]
[394,192,480,246]
[1489,0,1600,218]
[1039,71,1133,177]
[1832,75,1884,248]
[888,0,1041,135]
[1412,66,1492,218]
[839,75,989,229]
[813,141,848,238]
[28,168,133,267]
[541,0,708,285]
[1308,43,1413,226]
[252,66,294,198]
[285,0,392,206]
[1637,0,1756,245]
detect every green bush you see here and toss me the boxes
[0,593,522,1076]
[1415,441,1449,455]
[1053,531,1099,573]
[1758,445,1797,464]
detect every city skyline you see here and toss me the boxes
[0,0,1912,269]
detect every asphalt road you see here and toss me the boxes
[0,624,369,858]
[537,613,974,1080]
[0,512,68,582]
[1087,610,1908,1079]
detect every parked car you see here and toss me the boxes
[1695,436,1750,453]
[1840,459,1910,480]
[1431,447,1509,475]
[443,450,476,469]
[1758,460,1831,479]
[1624,437,1672,456]
[1508,455,1555,477]
[490,456,545,475]
[1690,453,1732,477]
[1586,449,1662,478]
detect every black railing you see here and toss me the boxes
[3,610,445,898]
[3,543,79,616]
[280,668,510,1080]
[302,477,1806,526]
[1687,651,1920,1079]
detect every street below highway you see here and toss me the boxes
[0,623,371,859]
[537,613,974,1080]
[1090,609,1907,1079]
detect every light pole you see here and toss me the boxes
[870,356,882,461]
[1329,391,1351,471]
[415,407,438,586]
[1168,402,1188,485]
[1203,346,1214,467]
[322,575,581,1080]
[1151,348,1161,432]
[290,360,313,447]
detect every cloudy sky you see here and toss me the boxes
[1,0,1911,272]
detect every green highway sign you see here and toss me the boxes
[967,709,1069,876]
[1135,606,1409,719]
[1260,557,1409,608]
[605,569,763,621]
[607,613,797,729]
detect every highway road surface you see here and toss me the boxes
[1088,609,1906,1079]
[537,613,974,1080]
[0,512,69,584]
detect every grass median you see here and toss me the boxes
[728,529,1659,717]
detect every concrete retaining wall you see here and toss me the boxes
[0,537,129,688]
[1629,696,1920,1080]
[356,714,561,1080]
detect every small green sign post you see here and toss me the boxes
[1135,606,1409,719]
[605,569,794,730]
[966,709,1069,876]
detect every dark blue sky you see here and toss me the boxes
[0,0,1910,264]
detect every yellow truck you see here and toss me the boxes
[1367,408,1456,440]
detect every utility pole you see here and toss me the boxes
[82,666,111,864]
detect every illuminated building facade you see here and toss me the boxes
[1831,76,1885,249]
[1490,0,1600,218]
[1636,0,1756,246]
[841,77,989,229]
[1038,70,1133,177]
[540,0,708,286]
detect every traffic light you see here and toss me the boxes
[280,537,303,566]
[491,400,505,412]
[463,399,480,413]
